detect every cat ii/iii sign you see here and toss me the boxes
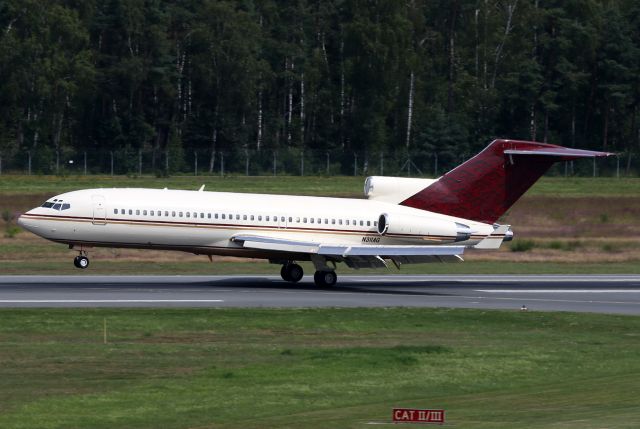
[392,408,445,424]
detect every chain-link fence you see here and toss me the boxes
[0,147,636,178]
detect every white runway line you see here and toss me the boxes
[477,289,640,293]
[0,299,224,303]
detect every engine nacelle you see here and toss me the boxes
[364,176,438,203]
[377,213,473,243]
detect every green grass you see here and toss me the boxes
[0,308,639,428]
[2,259,640,275]
[1,174,639,197]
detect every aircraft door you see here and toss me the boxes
[92,195,107,225]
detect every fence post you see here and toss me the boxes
[326,151,330,175]
[616,155,620,178]
[83,152,87,175]
[28,151,32,175]
[194,151,198,176]
[593,157,596,177]
[220,152,224,176]
[139,150,142,176]
[110,151,114,176]
[273,151,277,176]
[379,152,383,175]
[165,150,169,173]
[300,151,304,176]
[434,153,438,177]
[353,153,358,176]
[56,150,59,174]
[245,149,249,176]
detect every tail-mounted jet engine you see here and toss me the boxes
[377,213,473,243]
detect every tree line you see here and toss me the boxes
[0,0,639,174]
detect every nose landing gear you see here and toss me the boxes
[73,252,90,269]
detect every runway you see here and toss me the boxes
[1,274,640,314]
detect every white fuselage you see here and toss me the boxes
[18,188,494,260]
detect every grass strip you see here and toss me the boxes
[0,308,638,428]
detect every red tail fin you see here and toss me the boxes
[400,139,612,224]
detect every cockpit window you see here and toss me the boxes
[41,200,71,210]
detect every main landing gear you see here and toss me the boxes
[313,270,337,287]
[280,263,304,283]
[279,259,338,287]
[73,251,90,269]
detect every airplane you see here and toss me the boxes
[18,139,611,287]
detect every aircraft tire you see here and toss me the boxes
[280,265,291,281]
[285,263,304,283]
[76,256,89,269]
[313,270,337,287]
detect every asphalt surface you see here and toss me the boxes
[1,274,640,314]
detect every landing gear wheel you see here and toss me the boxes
[280,265,291,281]
[314,270,337,287]
[74,255,89,269]
[281,263,303,283]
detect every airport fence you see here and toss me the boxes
[0,147,636,178]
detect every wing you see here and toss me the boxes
[231,234,464,269]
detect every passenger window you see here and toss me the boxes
[171,211,175,217]
[281,216,285,222]
[251,215,255,221]
[266,216,270,221]
[367,221,371,226]
[360,220,363,226]
[317,218,321,224]
[303,217,307,223]
[179,212,183,217]
[346,220,350,226]
[143,210,147,215]
[120,209,125,214]
[186,212,190,218]
[258,215,262,221]
[310,218,314,224]
[207,213,211,219]
[136,210,140,215]
[129,209,133,215]
[374,221,377,226]
[113,209,118,214]
[221,214,226,219]
[296,217,300,223]
[214,213,218,219]
[339,219,343,225]
[324,219,328,224]
[243,215,247,220]
[150,210,154,216]
[193,212,196,218]
[201,213,204,218]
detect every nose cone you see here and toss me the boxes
[17,210,38,234]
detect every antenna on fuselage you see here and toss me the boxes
[198,185,205,192]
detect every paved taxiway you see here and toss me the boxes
[1,275,640,314]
